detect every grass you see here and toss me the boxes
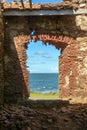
[30,91,59,99]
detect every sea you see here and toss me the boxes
[30,73,58,93]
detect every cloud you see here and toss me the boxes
[42,55,53,59]
[27,60,47,65]
[35,51,47,55]
[35,51,53,59]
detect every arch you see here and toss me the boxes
[14,33,77,99]
[14,32,77,49]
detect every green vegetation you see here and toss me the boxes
[30,91,59,99]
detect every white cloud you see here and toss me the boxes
[27,59,47,65]
[42,55,53,59]
[35,51,47,55]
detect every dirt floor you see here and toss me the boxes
[0,100,87,130]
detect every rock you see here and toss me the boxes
[27,127,31,130]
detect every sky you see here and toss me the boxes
[26,40,61,73]
[8,0,62,3]
[32,0,62,3]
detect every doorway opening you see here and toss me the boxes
[26,40,61,99]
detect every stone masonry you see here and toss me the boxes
[0,1,87,103]
[0,3,4,104]
[3,14,87,103]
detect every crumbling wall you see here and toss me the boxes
[64,0,87,3]
[3,14,87,103]
[75,15,87,102]
[0,3,4,104]
[4,15,77,103]
[60,15,87,103]
[4,17,30,103]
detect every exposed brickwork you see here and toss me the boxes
[59,41,80,100]
[0,3,87,103]
[3,15,79,103]
[0,2,87,130]
[0,3,4,104]
[60,15,87,103]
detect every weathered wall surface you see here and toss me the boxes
[60,15,87,103]
[64,0,87,3]
[3,15,77,102]
[4,17,30,103]
[3,14,87,103]
[75,15,87,102]
[0,3,4,104]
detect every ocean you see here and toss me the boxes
[30,73,58,92]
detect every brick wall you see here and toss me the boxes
[0,3,4,104]
[59,15,87,103]
[3,14,87,103]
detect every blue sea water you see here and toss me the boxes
[30,73,58,92]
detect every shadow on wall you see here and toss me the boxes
[3,14,87,103]
[4,18,30,103]
[4,15,76,103]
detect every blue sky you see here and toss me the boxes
[8,0,62,3]
[26,40,61,73]
[32,0,62,3]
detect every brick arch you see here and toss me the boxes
[14,33,76,49]
[14,33,77,99]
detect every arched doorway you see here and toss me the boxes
[26,40,61,98]
[4,15,79,103]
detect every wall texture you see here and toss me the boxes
[60,15,87,103]
[3,15,87,103]
[0,11,86,103]
[3,16,74,103]
[0,3,4,104]
[64,0,87,3]
[4,17,30,103]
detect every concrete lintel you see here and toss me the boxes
[3,9,87,16]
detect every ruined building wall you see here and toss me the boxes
[0,4,4,104]
[3,15,77,102]
[60,15,87,103]
[3,14,87,103]
[4,17,30,103]
[64,0,87,3]
[75,15,87,102]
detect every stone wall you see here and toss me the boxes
[60,15,87,103]
[0,3,4,104]
[3,15,77,103]
[3,14,87,103]
[4,17,30,103]
[75,15,87,102]
[64,0,87,3]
